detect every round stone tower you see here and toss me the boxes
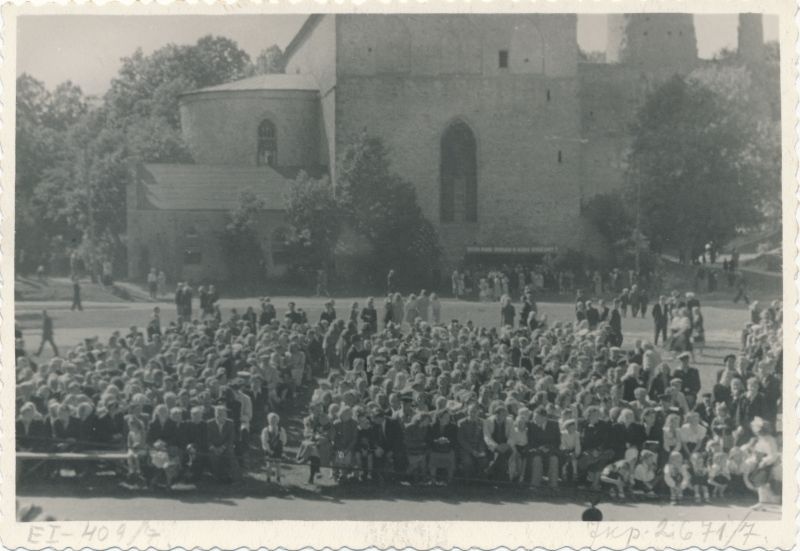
[606,14,698,74]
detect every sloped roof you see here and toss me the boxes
[134,164,296,211]
[182,74,319,96]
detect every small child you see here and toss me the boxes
[689,451,711,503]
[355,410,376,482]
[633,449,658,497]
[126,417,148,484]
[600,458,633,500]
[261,412,288,484]
[559,419,581,485]
[508,412,530,482]
[708,451,731,499]
[664,451,690,504]
[332,406,358,481]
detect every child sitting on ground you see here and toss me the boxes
[664,451,690,505]
[689,451,711,503]
[261,412,287,484]
[633,449,658,497]
[708,451,731,499]
[600,458,634,500]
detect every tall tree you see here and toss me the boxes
[336,135,441,287]
[627,75,764,257]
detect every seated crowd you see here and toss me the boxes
[15,292,783,507]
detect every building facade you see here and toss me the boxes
[127,13,776,282]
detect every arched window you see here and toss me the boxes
[257,119,277,167]
[440,120,477,223]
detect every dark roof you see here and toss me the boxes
[182,74,319,97]
[133,163,324,211]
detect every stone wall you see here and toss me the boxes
[333,14,588,267]
[179,90,320,167]
[284,15,337,170]
[127,203,289,284]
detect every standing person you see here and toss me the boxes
[35,310,58,357]
[316,268,329,297]
[157,270,167,298]
[430,293,441,324]
[609,299,623,347]
[183,283,194,320]
[651,296,669,346]
[451,269,461,299]
[691,306,706,357]
[387,269,396,295]
[733,271,750,305]
[417,291,430,323]
[360,298,378,335]
[174,283,184,320]
[500,295,516,327]
[70,276,83,312]
[629,284,641,318]
[382,297,394,329]
[147,268,158,300]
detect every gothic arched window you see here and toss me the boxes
[257,119,277,167]
[440,120,477,223]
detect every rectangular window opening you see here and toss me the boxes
[498,50,509,68]
[558,150,563,164]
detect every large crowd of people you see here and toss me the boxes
[15,281,783,509]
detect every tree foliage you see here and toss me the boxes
[284,172,342,270]
[627,75,766,256]
[336,135,441,287]
[221,192,267,283]
[16,35,253,274]
[248,45,286,76]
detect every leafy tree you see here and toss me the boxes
[15,74,88,271]
[249,45,286,75]
[627,75,764,258]
[17,36,253,275]
[284,172,342,270]
[221,192,268,284]
[336,135,441,287]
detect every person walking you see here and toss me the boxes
[70,276,83,312]
[35,310,58,357]
[651,295,669,346]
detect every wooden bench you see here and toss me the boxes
[17,451,128,481]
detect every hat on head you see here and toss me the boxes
[677,352,691,361]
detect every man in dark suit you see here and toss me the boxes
[527,407,561,488]
[674,352,701,406]
[182,406,208,481]
[206,405,237,482]
[371,408,406,479]
[16,403,47,451]
[608,299,623,346]
[735,377,767,441]
[651,295,669,345]
[585,301,600,330]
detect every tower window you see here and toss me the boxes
[257,119,277,167]
[546,89,551,101]
[499,50,509,68]
[558,150,563,163]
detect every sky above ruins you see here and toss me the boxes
[17,14,780,97]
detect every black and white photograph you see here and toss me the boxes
[6,5,795,545]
